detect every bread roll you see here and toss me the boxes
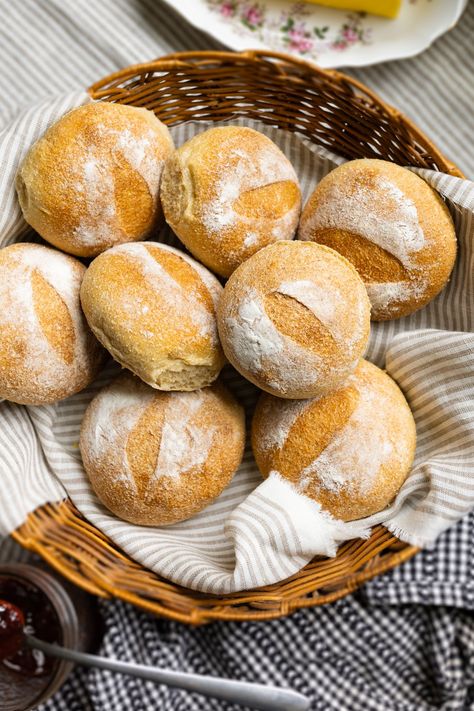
[217,241,371,399]
[80,373,245,526]
[16,102,174,258]
[80,241,225,391]
[298,159,457,320]
[0,243,104,405]
[160,126,302,277]
[252,360,416,520]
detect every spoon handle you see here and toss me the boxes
[28,636,309,711]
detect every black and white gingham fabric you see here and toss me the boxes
[41,595,474,711]
[34,517,474,711]
[1,1,474,709]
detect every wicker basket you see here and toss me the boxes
[12,50,463,625]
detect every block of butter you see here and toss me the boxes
[305,0,402,19]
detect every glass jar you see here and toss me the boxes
[0,563,100,711]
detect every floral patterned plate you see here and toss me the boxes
[162,0,467,68]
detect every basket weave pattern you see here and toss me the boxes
[13,50,463,624]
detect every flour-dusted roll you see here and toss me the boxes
[0,243,104,405]
[252,360,416,521]
[80,373,245,526]
[80,242,225,391]
[298,159,457,320]
[16,102,174,257]
[217,241,371,399]
[160,126,302,277]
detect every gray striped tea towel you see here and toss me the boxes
[0,97,473,593]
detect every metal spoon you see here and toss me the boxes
[28,635,310,711]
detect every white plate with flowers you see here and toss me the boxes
[162,0,467,68]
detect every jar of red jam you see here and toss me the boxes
[0,563,100,711]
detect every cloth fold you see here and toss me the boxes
[0,100,473,594]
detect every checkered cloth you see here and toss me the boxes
[1,1,474,709]
[34,512,470,711]
[2,523,473,711]
[43,593,474,711]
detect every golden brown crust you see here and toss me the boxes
[160,126,302,277]
[252,384,359,482]
[16,102,174,258]
[298,159,457,321]
[79,373,246,526]
[252,360,417,521]
[0,243,104,405]
[80,241,225,391]
[31,270,75,366]
[217,241,371,399]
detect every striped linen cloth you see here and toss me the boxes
[1,107,473,593]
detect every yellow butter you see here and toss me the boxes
[305,0,402,19]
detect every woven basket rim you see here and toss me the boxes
[88,49,463,179]
[12,49,462,623]
[12,502,419,623]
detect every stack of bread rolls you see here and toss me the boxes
[2,100,457,530]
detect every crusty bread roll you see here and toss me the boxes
[252,359,416,520]
[16,102,174,258]
[217,241,371,399]
[80,241,225,391]
[160,126,302,277]
[298,159,457,321]
[0,243,104,405]
[80,373,245,526]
